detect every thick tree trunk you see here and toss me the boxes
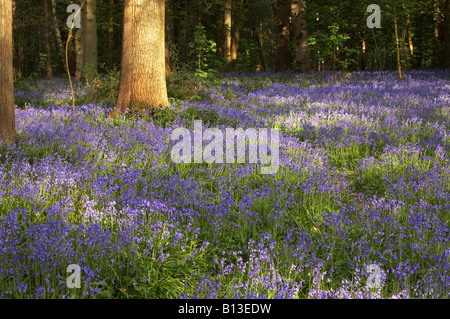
[108,0,168,118]
[230,0,243,71]
[83,0,97,78]
[273,0,291,70]
[0,0,17,144]
[224,0,232,69]
[165,0,172,76]
[43,0,53,78]
[291,0,310,73]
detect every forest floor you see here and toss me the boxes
[0,69,449,298]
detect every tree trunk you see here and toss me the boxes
[0,0,17,144]
[445,0,450,67]
[107,0,114,70]
[230,0,243,71]
[75,27,84,80]
[83,0,97,79]
[273,0,291,70]
[432,0,444,67]
[165,0,173,76]
[108,0,169,118]
[291,0,310,73]
[224,0,232,69]
[254,22,266,71]
[51,0,66,72]
[43,0,53,78]
[394,3,402,80]
[402,3,416,69]
[361,40,366,70]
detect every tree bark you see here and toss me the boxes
[230,0,243,71]
[224,0,232,69]
[402,3,416,69]
[43,0,53,78]
[108,0,169,118]
[0,0,17,144]
[273,0,291,70]
[83,0,97,78]
[107,0,114,70]
[291,0,310,73]
[254,22,266,71]
[394,4,403,80]
[394,3,402,80]
[432,0,444,67]
[75,26,84,80]
[51,0,66,72]
[165,0,172,76]
[445,0,450,67]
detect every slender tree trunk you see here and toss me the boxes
[361,40,366,70]
[108,0,168,118]
[43,0,53,78]
[394,3,403,80]
[444,0,450,67]
[254,22,266,71]
[291,0,310,73]
[75,27,84,80]
[0,0,17,144]
[107,0,114,70]
[83,0,97,79]
[224,0,232,69]
[402,3,416,69]
[433,0,444,67]
[273,0,291,70]
[230,0,243,71]
[51,0,66,72]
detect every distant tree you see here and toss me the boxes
[224,0,232,69]
[51,0,66,71]
[0,0,17,144]
[230,0,243,71]
[83,0,98,78]
[291,0,311,72]
[273,0,291,70]
[108,0,169,118]
[43,0,53,78]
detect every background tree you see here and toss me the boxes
[273,0,291,70]
[43,0,53,78]
[108,0,168,118]
[83,0,98,79]
[292,0,311,72]
[224,0,232,69]
[8,0,450,80]
[0,0,17,144]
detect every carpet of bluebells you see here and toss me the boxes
[0,70,449,299]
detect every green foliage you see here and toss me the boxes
[78,65,120,105]
[166,71,206,102]
[189,25,219,83]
